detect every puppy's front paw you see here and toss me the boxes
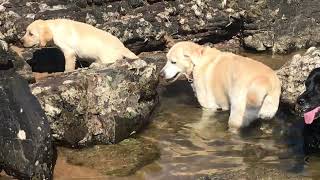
[89,62,102,69]
[228,127,240,134]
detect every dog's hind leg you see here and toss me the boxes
[247,77,281,120]
[228,92,248,131]
[258,88,281,119]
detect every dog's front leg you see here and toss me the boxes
[64,52,76,72]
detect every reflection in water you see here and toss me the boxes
[129,52,320,179]
[131,80,306,180]
[34,51,320,179]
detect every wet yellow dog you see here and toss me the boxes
[160,41,281,131]
[21,19,139,71]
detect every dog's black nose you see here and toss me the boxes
[297,98,306,106]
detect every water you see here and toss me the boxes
[126,51,320,180]
[34,51,320,179]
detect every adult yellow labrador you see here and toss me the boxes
[160,41,281,130]
[21,19,139,71]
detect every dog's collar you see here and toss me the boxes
[185,62,195,83]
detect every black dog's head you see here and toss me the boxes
[296,67,320,124]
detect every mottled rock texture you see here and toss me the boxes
[277,47,320,106]
[0,70,55,180]
[1,0,319,54]
[0,45,34,82]
[237,0,320,54]
[59,138,159,176]
[30,58,159,147]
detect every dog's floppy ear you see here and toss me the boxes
[190,46,205,65]
[39,23,52,47]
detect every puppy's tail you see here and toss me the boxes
[123,48,139,60]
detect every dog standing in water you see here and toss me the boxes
[160,41,281,131]
[21,19,139,72]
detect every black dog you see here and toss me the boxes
[296,67,320,154]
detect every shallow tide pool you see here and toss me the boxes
[51,51,320,180]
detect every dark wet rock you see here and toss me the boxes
[59,138,159,176]
[198,165,310,180]
[0,71,55,179]
[235,0,320,54]
[0,0,319,54]
[277,47,320,106]
[0,44,34,82]
[0,0,243,54]
[30,58,159,147]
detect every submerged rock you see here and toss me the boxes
[0,71,55,179]
[198,165,310,180]
[59,138,159,176]
[277,47,320,106]
[30,58,159,147]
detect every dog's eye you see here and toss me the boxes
[29,32,33,36]
[171,61,176,64]
[184,54,190,58]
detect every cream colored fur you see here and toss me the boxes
[21,19,139,71]
[160,41,281,131]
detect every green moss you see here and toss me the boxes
[59,138,160,176]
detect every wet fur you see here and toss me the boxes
[161,41,281,130]
[296,68,320,155]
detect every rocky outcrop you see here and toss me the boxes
[277,47,320,106]
[1,0,319,55]
[235,0,320,54]
[0,0,243,56]
[0,45,34,82]
[30,58,159,147]
[0,70,55,179]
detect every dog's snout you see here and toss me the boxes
[297,98,306,106]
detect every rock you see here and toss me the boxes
[277,47,320,106]
[0,70,55,179]
[0,42,34,82]
[30,58,159,147]
[198,165,310,180]
[236,0,320,53]
[0,0,319,54]
[59,138,159,176]
[0,0,243,54]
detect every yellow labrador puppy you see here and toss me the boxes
[21,19,139,71]
[160,41,281,130]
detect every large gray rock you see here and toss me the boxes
[0,70,55,180]
[0,0,243,55]
[277,47,320,106]
[235,0,320,54]
[30,58,159,147]
[0,0,318,55]
[0,43,34,82]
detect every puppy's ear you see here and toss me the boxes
[39,24,52,47]
[190,46,205,65]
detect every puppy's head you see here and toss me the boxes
[160,41,205,83]
[296,67,320,124]
[21,20,53,48]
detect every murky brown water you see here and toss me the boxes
[3,51,320,180]
[121,51,320,180]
